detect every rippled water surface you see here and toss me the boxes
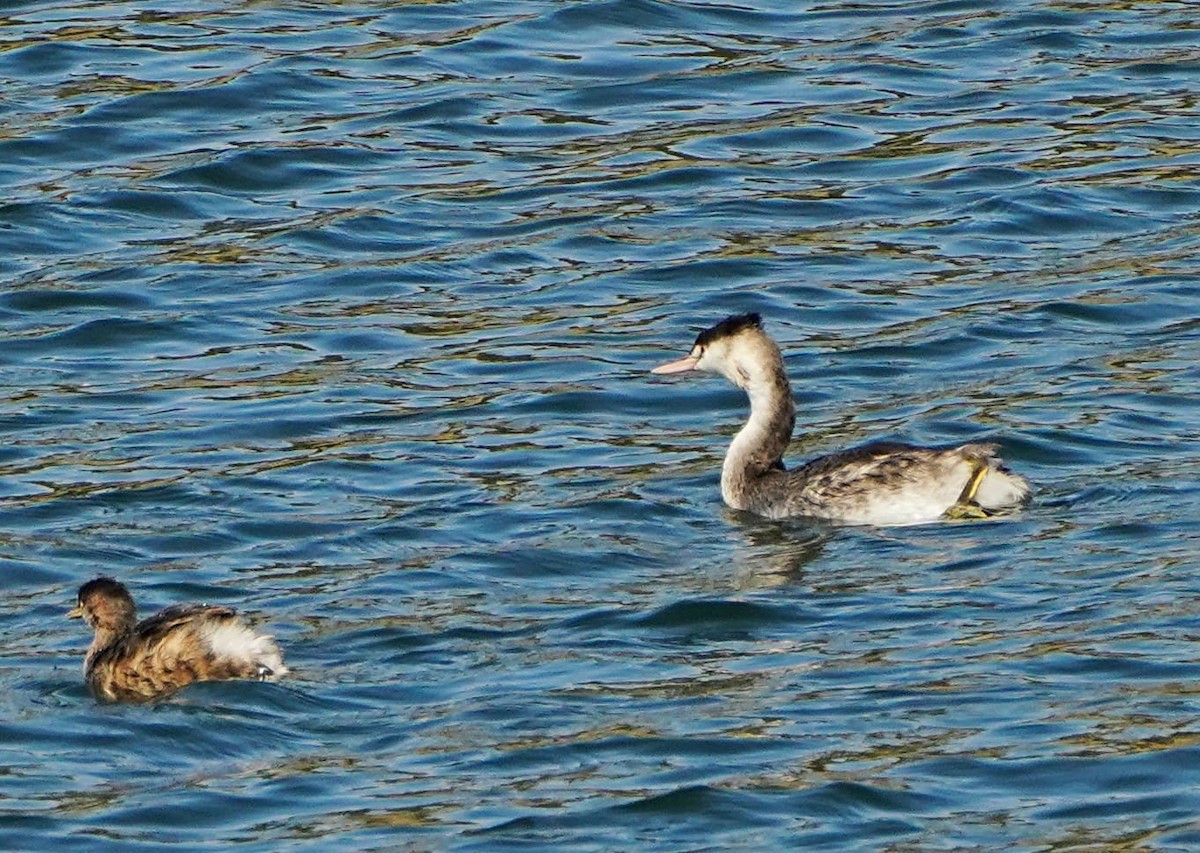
[3,0,1200,848]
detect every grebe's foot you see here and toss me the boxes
[944,502,989,520]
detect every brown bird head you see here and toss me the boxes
[68,577,138,635]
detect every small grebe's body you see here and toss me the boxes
[69,577,287,702]
[652,313,1030,525]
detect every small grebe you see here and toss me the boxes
[652,313,1030,525]
[68,577,287,702]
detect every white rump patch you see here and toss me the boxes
[975,463,1031,510]
[200,619,288,679]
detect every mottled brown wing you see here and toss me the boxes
[139,605,264,680]
[793,441,924,484]
[89,605,247,701]
[784,441,973,515]
[135,603,236,641]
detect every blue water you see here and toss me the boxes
[2,0,1199,848]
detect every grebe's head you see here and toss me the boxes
[651,313,780,388]
[68,577,137,633]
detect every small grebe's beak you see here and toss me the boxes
[651,355,699,375]
[67,604,84,619]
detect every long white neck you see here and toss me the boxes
[719,341,795,510]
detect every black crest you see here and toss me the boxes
[694,313,763,349]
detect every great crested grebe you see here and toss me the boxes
[651,313,1030,525]
[68,577,287,702]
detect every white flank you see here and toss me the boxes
[824,455,969,526]
[200,619,288,679]
[848,495,957,527]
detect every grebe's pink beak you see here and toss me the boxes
[651,355,699,375]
